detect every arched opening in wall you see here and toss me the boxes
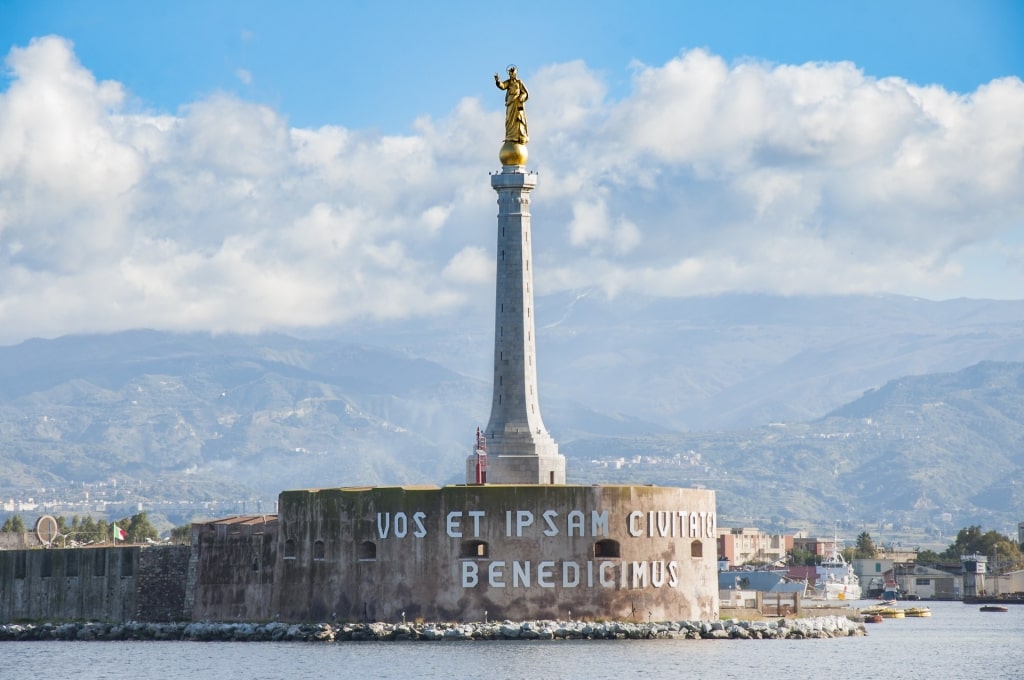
[691,540,703,558]
[284,539,297,560]
[313,540,325,561]
[594,539,620,558]
[460,540,489,559]
[359,541,377,561]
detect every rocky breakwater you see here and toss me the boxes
[0,616,864,642]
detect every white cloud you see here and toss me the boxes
[0,37,1022,344]
[567,198,640,255]
[441,246,493,284]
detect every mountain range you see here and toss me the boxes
[1,292,1023,533]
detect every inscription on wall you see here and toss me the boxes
[375,509,715,540]
[372,507,716,592]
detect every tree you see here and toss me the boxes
[945,525,986,557]
[114,511,159,544]
[170,523,191,544]
[854,531,878,559]
[940,525,1024,570]
[1,515,26,534]
[789,547,815,566]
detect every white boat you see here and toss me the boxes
[814,536,863,601]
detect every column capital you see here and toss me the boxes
[490,169,538,191]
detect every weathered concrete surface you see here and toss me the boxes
[0,545,189,623]
[271,484,718,623]
[190,516,276,622]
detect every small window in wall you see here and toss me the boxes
[313,540,325,561]
[359,541,377,561]
[252,558,260,573]
[594,539,620,558]
[284,539,297,560]
[916,578,931,586]
[690,540,703,558]
[875,563,882,572]
[460,540,489,559]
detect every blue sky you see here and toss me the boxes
[0,1,1023,344]
[5,1,1022,129]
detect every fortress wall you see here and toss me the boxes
[272,484,718,623]
[0,547,138,622]
[136,545,190,621]
[190,517,277,622]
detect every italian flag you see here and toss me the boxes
[113,524,127,542]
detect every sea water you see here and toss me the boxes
[3,601,1022,680]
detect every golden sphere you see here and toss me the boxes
[499,142,528,166]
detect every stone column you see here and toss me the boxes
[466,165,566,484]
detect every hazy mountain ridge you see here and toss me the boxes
[566,360,1024,529]
[1,293,1023,528]
[0,332,493,498]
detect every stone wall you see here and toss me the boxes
[136,546,190,621]
[2,485,719,625]
[0,545,189,623]
[190,516,277,622]
[271,484,719,623]
[0,547,137,622]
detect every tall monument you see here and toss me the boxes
[466,66,567,485]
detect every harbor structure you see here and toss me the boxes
[1,67,719,625]
[197,67,716,623]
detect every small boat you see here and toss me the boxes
[980,605,1009,612]
[905,607,931,617]
[863,614,883,623]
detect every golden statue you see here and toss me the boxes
[495,65,529,165]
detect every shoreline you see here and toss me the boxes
[0,616,865,642]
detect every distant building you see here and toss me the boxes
[896,563,962,599]
[717,527,791,567]
[853,557,895,596]
[791,536,831,558]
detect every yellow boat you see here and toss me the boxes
[880,607,905,618]
[905,607,932,617]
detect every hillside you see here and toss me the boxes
[1,293,1023,530]
[565,361,1024,531]
[347,291,1024,431]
